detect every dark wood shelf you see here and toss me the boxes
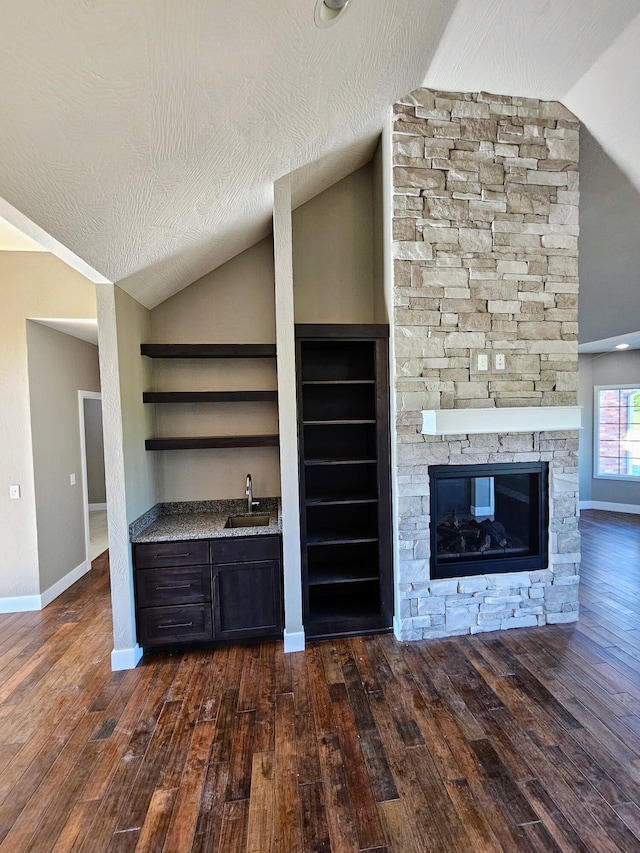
[308,568,379,586]
[143,390,277,404]
[306,534,378,546]
[145,435,279,451]
[306,597,381,623]
[141,344,276,359]
[304,457,377,466]
[295,324,389,340]
[303,419,375,426]
[302,380,375,386]
[305,496,378,506]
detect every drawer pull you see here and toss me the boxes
[155,583,193,591]
[157,621,194,629]
[154,552,190,559]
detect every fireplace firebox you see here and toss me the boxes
[428,462,549,579]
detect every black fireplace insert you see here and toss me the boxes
[428,462,549,579]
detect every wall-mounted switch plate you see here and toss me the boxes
[9,484,20,500]
[477,354,488,371]
[70,473,76,486]
[494,353,506,370]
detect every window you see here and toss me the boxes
[594,385,640,480]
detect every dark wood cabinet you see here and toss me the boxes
[296,324,393,640]
[133,534,283,650]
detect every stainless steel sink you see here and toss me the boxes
[225,514,271,528]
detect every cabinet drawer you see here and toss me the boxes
[135,566,211,608]
[210,535,280,564]
[138,604,213,647]
[134,540,209,569]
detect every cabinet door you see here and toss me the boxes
[213,560,282,641]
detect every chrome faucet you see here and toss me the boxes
[246,474,259,514]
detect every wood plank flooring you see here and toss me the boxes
[1,509,640,851]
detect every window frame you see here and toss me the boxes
[593,384,640,482]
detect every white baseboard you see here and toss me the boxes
[40,560,90,608]
[283,629,305,653]
[89,503,107,511]
[111,645,143,671]
[393,615,402,640]
[0,559,90,613]
[0,594,42,614]
[580,500,640,515]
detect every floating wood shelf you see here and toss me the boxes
[143,391,278,404]
[145,435,279,451]
[141,344,276,359]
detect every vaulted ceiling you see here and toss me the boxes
[1,0,639,324]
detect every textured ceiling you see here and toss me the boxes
[0,0,639,309]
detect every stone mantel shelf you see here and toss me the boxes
[420,406,582,436]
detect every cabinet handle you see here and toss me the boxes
[155,583,193,590]
[157,621,194,629]
[154,552,190,559]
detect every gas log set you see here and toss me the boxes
[436,512,524,560]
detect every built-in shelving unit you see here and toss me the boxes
[296,324,393,640]
[141,343,278,451]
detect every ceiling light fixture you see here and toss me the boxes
[315,0,351,28]
[615,343,630,349]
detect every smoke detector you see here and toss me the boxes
[315,0,352,28]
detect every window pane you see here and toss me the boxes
[596,387,640,480]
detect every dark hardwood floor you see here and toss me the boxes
[1,509,640,851]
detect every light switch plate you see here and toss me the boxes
[9,484,20,499]
[70,473,76,486]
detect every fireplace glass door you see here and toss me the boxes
[428,462,548,579]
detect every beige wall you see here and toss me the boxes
[150,237,280,501]
[26,323,101,591]
[371,139,387,324]
[0,252,96,602]
[84,397,106,504]
[293,165,376,324]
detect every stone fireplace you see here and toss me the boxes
[392,89,581,640]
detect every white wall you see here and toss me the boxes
[26,323,101,592]
[0,252,96,604]
[293,165,376,324]
[115,286,157,524]
[579,350,640,509]
[150,237,280,501]
[98,283,157,668]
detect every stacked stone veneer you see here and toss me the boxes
[392,89,580,640]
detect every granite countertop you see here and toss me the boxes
[130,497,282,543]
